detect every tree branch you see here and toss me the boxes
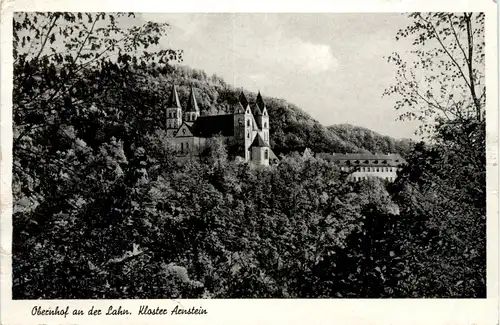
[464,13,482,121]
[447,15,469,64]
[415,14,473,94]
[35,13,60,61]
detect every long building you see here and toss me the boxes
[316,152,405,182]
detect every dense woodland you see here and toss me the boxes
[12,12,485,298]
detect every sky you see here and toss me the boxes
[137,13,422,140]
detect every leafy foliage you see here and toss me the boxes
[12,12,485,299]
[383,12,485,136]
[382,12,486,297]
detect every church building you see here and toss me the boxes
[165,85,277,166]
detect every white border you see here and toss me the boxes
[1,1,498,324]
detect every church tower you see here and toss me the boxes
[255,91,270,144]
[250,134,270,166]
[184,87,200,123]
[166,85,182,137]
[233,90,254,161]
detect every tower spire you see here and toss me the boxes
[256,91,266,110]
[167,84,181,108]
[239,89,249,109]
[185,86,200,112]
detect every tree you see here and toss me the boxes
[12,12,188,299]
[383,13,486,297]
[384,13,485,136]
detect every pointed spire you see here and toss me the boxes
[185,86,199,112]
[167,84,181,108]
[256,91,266,110]
[239,90,249,109]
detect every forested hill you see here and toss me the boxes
[153,65,414,157]
[327,124,415,158]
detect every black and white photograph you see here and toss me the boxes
[3,6,494,308]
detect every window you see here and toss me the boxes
[247,119,250,127]
[186,142,189,150]
[182,128,186,135]
[264,122,267,128]
[174,112,176,118]
[265,149,268,159]
[238,118,243,126]
[181,142,184,153]
[247,132,250,138]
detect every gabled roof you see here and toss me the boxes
[167,84,181,108]
[191,114,235,137]
[234,102,246,114]
[185,87,200,112]
[256,91,266,110]
[174,121,194,137]
[261,104,268,116]
[250,133,268,148]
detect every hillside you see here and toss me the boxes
[327,124,415,158]
[150,65,415,157]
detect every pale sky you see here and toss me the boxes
[138,13,422,140]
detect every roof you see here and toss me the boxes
[269,149,278,160]
[256,91,266,110]
[174,121,194,137]
[239,91,249,109]
[303,148,313,158]
[191,114,235,137]
[185,87,200,112]
[316,152,405,167]
[232,102,245,114]
[250,113,260,131]
[253,103,262,116]
[250,133,268,148]
[167,84,181,108]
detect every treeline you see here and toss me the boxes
[327,124,415,158]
